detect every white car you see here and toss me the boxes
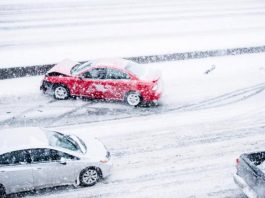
[0,127,112,196]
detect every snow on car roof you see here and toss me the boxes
[0,127,49,155]
[91,58,135,69]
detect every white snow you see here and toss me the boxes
[1,53,264,106]
[1,0,265,197]
[0,53,265,197]
[257,161,265,172]
[1,0,265,67]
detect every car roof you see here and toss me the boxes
[91,58,135,69]
[0,127,50,155]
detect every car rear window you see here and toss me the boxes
[125,62,147,78]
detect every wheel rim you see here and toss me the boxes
[81,169,98,185]
[127,93,140,106]
[54,86,68,99]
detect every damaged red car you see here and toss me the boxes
[40,58,162,106]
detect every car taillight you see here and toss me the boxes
[152,84,158,91]
[152,80,162,92]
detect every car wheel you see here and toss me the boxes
[79,168,99,187]
[0,185,6,198]
[53,84,70,100]
[125,91,141,106]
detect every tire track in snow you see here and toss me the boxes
[2,10,265,30]
[88,126,265,198]
[47,100,95,127]
[170,82,265,112]
[109,124,265,158]
[0,0,258,14]
[2,6,265,23]
[24,125,265,198]
[50,82,265,127]
[0,98,96,128]
[10,92,265,198]
[1,0,265,51]
[0,99,57,127]
[0,82,264,129]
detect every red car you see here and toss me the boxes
[40,58,162,106]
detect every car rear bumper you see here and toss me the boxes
[233,173,258,198]
[142,91,161,102]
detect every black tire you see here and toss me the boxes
[125,91,142,107]
[0,185,6,198]
[79,167,99,187]
[53,84,70,100]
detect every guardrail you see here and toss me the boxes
[0,45,265,80]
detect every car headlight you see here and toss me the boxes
[100,151,111,163]
[100,159,109,163]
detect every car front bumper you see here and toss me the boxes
[100,159,112,178]
[233,173,258,198]
[40,80,54,93]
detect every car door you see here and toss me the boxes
[104,68,131,100]
[30,148,80,188]
[78,68,107,99]
[0,150,34,194]
[47,149,81,186]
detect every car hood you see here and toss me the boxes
[47,59,78,76]
[82,136,108,161]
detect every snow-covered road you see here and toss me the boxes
[1,0,265,67]
[1,53,265,197]
[1,0,265,197]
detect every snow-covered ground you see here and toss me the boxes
[1,0,265,67]
[1,53,265,197]
[1,0,265,197]
[1,53,265,128]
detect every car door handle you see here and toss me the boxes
[0,171,5,173]
[35,167,42,170]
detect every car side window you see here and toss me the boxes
[50,149,79,161]
[82,68,107,79]
[0,150,30,166]
[29,149,78,163]
[29,149,51,163]
[106,69,130,80]
[82,71,92,79]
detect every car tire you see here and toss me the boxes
[0,185,6,198]
[53,84,70,100]
[79,167,99,187]
[125,91,142,106]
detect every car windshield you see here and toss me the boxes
[45,131,86,154]
[125,62,147,78]
[68,134,87,154]
[70,61,92,75]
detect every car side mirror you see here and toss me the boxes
[59,158,67,165]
